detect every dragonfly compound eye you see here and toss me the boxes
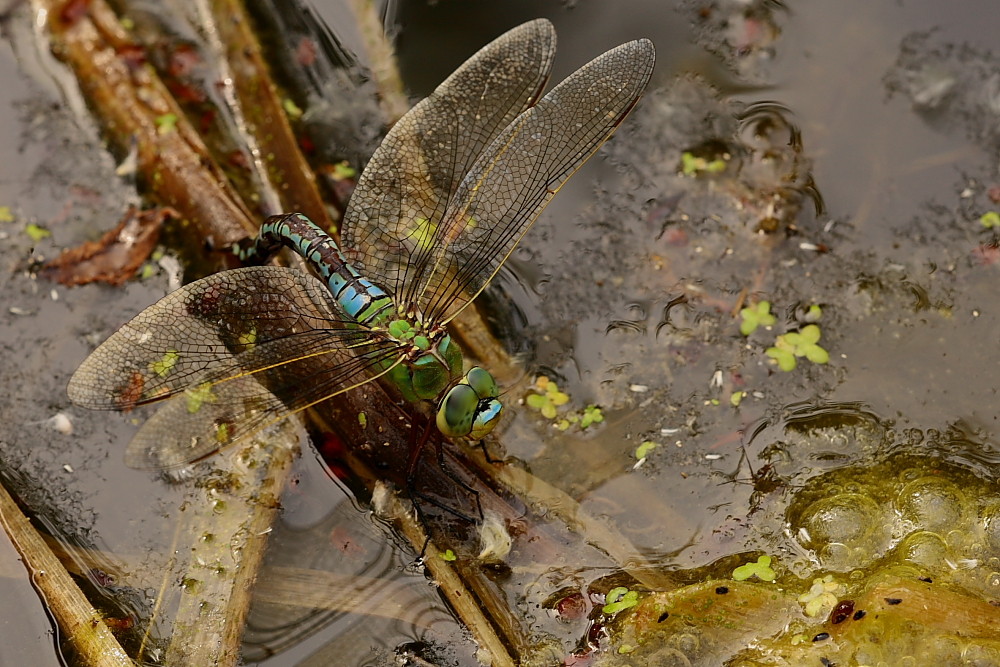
[437,383,479,437]
[436,383,504,440]
[469,399,502,440]
[465,366,499,400]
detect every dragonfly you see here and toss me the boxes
[67,19,655,470]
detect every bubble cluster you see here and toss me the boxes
[779,449,1000,610]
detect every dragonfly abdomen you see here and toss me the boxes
[235,213,394,325]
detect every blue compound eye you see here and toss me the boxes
[469,399,503,440]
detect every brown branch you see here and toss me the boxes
[0,478,132,667]
[162,427,298,667]
[36,0,256,245]
[207,0,334,228]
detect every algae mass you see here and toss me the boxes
[597,410,1000,665]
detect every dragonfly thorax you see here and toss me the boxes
[383,318,462,403]
[381,318,502,440]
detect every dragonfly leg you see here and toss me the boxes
[407,479,480,525]
[405,417,483,524]
[476,438,504,465]
[431,432,485,522]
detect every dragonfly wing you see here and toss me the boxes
[340,19,555,304]
[416,39,656,323]
[68,266,355,409]
[124,333,404,470]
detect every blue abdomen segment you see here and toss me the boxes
[235,213,393,324]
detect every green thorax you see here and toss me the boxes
[381,317,463,403]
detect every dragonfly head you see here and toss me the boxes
[436,366,503,440]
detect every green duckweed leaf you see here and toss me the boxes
[739,300,776,336]
[732,555,776,582]
[603,587,640,615]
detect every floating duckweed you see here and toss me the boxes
[440,549,457,562]
[980,211,1000,228]
[680,151,727,175]
[0,206,12,222]
[730,391,746,407]
[526,377,603,431]
[797,575,841,617]
[766,324,830,372]
[525,376,570,419]
[25,223,51,242]
[635,441,659,461]
[282,98,303,120]
[155,113,178,134]
[330,161,357,180]
[732,555,776,582]
[603,587,639,615]
[185,382,217,414]
[739,300,776,335]
[579,404,604,429]
[213,422,230,444]
[149,350,179,378]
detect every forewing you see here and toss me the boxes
[68,266,359,409]
[340,19,555,305]
[123,332,403,469]
[417,39,655,323]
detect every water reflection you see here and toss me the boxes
[243,458,467,664]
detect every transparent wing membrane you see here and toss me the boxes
[69,267,358,408]
[420,39,655,323]
[124,339,402,469]
[341,19,556,308]
[69,266,404,468]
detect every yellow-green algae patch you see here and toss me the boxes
[603,580,797,665]
[596,446,1000,665]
